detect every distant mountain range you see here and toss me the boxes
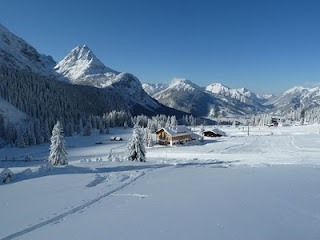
[0,24,185,117]
[266,86,320,114]
[143,79,272,117]
[1,23,319,121]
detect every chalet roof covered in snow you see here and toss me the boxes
[157,125,192,137]
[207,128,226,136]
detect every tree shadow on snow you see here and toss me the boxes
[1,160,234,185]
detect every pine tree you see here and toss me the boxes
[16,129,27,148]
[0,115,4,138]
[65,122,74,137]
[98,119,105,134]
[27,122,36,145]
[170,116,178,128]
[127,126,146,162]
[83,121,92,136]
[6,123,17,145]
[200,124,205,133]
[77,118,83,134]
[48,121,68,165]
[43,120,51,142]
[34,119,42,144]
[144,128,154,147]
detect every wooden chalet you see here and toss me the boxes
[156,126,193,146]
[203,128,226,137]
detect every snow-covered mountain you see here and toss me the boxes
[267,86,320,113]
[0,24,56,76]
[54,45,118,86]
[0,24,185,116]
[152,78,211,116]
[152,78,266,117]
[142,83,169,96]
[7,23,319,118]
[54,45,173,113]
[106,73,162,112]
[205,83,266,105]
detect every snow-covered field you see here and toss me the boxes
[1,125,320,239]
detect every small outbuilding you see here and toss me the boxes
[203,128,226,137]
[110,136,123,141]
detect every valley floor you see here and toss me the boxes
[1,125,320,239]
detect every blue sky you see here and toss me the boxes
[1,0,319,94]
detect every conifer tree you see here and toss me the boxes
[48,121,67,165]
[143,128,154,147]
[16,129,28,148]
[170,115,178,128]
[127,126,146,162]
[6,123,17,145]
[43,121,51,142]
[83,121,92,136]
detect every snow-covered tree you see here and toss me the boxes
[6,123,17,145]
[65,122,74,137]
[16,129,29,148]
[200,124,205,133]
[43,120,51,142]
[300,118,304,125]
[170,115,178,128]
[34,119,42,144]
[48,121,68,165]
[77,118,83,134]
[143,128,154,147]
[83,121,92,136]
[1,168,14,184]
[165,117,171,128]
[98,119,105,134]
[126,126,146,162]
[0,115,5,139]
[27,122,36,145]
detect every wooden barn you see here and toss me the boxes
[203,128,226,137]
[156,126,193,146]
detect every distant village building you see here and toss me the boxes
[203,128,226,137]
[268,117,286,127]
[156,126,200,146]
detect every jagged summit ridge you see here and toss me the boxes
[167,78,202,92]
[205,82,266,105]
[54,45,118,84]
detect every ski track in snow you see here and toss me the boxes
[0,171,148,240]
[208,135,258,154]
[0,161,230,240]
[85,174,107,188]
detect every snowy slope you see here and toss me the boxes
[107,73,161,111]
[142,83,169,96]
[153,78,214,116]
[0,24,56,76]
[4,165,320,240]
[0,97,28,126]
[2,125,320,239]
